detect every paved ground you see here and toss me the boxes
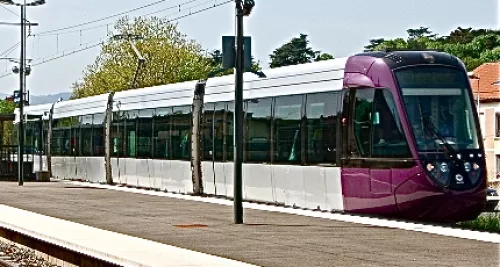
[0,181,497,267]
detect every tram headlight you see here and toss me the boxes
[464,162,471,172]
[473,163,480,171]
[469,163,481,184]
[440,162,449,173]
[426,163,435,172]
[424,161,450,186]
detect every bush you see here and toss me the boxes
[457,213,500,233]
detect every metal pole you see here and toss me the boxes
[477,78,480,109]
[234,0,244,224]
[18,3,26,186]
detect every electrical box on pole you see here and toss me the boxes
[222,36,252,72]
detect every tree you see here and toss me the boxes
[71,16,215,99]
[269,34,334,68]
[363,26,500,71]
[0,100,16,145]
[364,38,386,52]
[315,53,334,61]
[207,49,262,77]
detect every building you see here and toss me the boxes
[470,62,500,187]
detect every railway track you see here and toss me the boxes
[0,242,60,267]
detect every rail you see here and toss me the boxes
[0,226,120,267]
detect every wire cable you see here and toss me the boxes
[34,0,200,36]
[0,0,232,80]
[0,5,20,18]
[0,42,20,57]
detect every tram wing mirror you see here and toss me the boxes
[373,112,380,125]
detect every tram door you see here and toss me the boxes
[341,87,411,211]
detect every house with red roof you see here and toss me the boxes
[469,63,500,185]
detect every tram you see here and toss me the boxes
[20,50,487,222]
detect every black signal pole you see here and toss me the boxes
[0,0,45,186]
[234,0,244,224]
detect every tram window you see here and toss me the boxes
[306,92,339,164]
[203,103,215,160]
[274,95,303,164]
[52,118,73,156]
[93,113,105,157]
[43,122,49,155]
[371,89,411,158]
[213,103,226,161]
[227,102,234,161]
[353,89,374,157]
[50,128,62,156]
[171,106,191,160]
[68,116,80,157]
[80,115,93,156]
[125,110,138,158]
[154,108,172,159]
[111,112,125,157]
[137,109,154,158]
[246,98,272,163]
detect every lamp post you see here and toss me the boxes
[0,0,45,186]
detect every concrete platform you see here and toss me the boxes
[0,181,498,267]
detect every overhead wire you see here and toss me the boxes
[0,5,32,23]
[34,0,201,37]
[0,0,233,80]
[0,5,20,19]
[0,42,20,57]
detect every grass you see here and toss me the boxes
[457,213,500,233]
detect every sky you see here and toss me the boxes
[0,0,498,96]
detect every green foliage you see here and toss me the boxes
[0,100,15,114]
[269,33,334,68]
[207,49,262,77]
[457,213,500,233]
[0,100,16,146]
[364,26,500,71]
[315,53,334,62]
[71,16,214,99]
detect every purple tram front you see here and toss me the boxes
[339,51,486,222]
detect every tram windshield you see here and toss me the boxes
[395,66,480,153]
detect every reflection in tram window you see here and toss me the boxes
[137,109,154,158]
[306,92,339,164]
[245,98,272,163]
[154,108,172,159]
[274,95,303,164]
[171,106,191,160]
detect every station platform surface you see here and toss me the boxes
[0,180,498,267]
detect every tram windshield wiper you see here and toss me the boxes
[423,117,457,156]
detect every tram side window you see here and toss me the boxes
[80,115,93,156]
[125,110,138,158]
[306,92,339,164]
[203,102,227,162]
[137,109,154,158]
[371,89,411,158]
[69,116,80,157]
[353,89,375,157]
[171,106,191,160]
[51,118,74,156]
[111,112,125,157]
[203,103,215,161]
[154,108,172,159]
[51,128,63,156]
[245,98,272,163]
[25,122,38,155]
[93,113,105,157]
[213,103,226,161]
[43,121,49,155]
[273,95,303,164]
[227,102,234,161]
